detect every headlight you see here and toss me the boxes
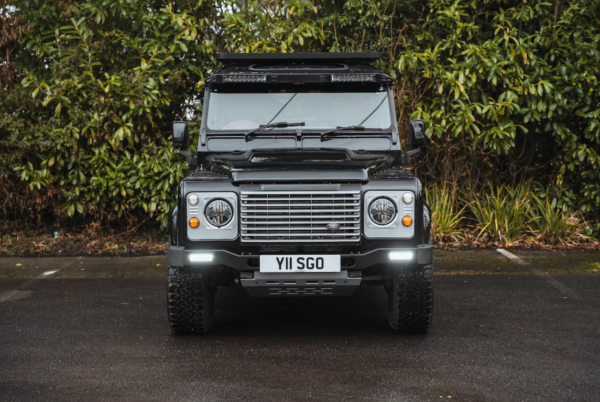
[368,198,396,225]
[402,192,413,204]
[188,194,199,205]
[205,199,233,227]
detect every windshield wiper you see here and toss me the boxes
[244,122,305,142]
[319,95,389,141]
[320,126,365,142]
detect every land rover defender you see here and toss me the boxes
[167,52,433,334]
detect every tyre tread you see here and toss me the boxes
[388,264,434,333]
[167,266,214,334]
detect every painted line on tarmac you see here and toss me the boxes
[497,248,527,264]
[0,270,60,303]
[496,249,580,300]
[531,268,581,300]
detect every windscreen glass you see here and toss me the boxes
[207,92,391,131]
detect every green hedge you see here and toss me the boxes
[0,0,599,232]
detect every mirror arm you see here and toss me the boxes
[405,149,421,157]
[177,149,198,166]
[398,148,421,165]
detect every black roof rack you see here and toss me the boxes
[216,52,381,65]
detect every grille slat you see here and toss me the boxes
[242,200,356,208]
[242,215,360,219]
[242,226,360,231]
[242,233,359,238]
[241,190,361,242]
[242,220,359,225]
[241,197,358,202]
[242,208,359,213]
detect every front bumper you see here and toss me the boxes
[167,244,433,271]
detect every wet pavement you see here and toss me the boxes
[0,250,599,401]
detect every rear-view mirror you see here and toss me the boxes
[172,121,190,150]
[409,119,426,149]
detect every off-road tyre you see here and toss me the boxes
[388,264,434,333]
[167,266,215,334]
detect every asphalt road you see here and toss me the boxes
[0,250,599,401]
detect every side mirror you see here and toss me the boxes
[409,119,426,149]
[172,121,190,150]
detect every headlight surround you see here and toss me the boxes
[368,197,397,226]
[205,199,233,227]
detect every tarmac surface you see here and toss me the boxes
[0,249,599,401]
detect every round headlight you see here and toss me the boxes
[402,192,414,204]
[205,199,233,227]
[188,194,199,205]
[369,198,396,226]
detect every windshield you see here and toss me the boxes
[206,92,391,131]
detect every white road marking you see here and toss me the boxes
[496,248,526,264]
[532,269,581,300]
[0,290,32,302]
[496,248,580,300]
[0,270,59,302]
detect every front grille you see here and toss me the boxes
[241,190,361,242]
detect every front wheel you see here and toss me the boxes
[167,266,215,334]
[388,264,434,333]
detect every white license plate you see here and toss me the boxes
[260,255,341,273]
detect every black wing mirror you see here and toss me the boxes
[399,119,427,165]
[172,121,189,150]
[409,119,426,149]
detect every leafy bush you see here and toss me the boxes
[424,185,465,242]
[467,184,532,244]
[0,0,599,237]
[530,195,583,245]
[1,0,210,229]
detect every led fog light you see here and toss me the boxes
[389,251,413,261]
[189,253,214,263]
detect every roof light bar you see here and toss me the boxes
[223,75,267,83]
[331,74,376,82]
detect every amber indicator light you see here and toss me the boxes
[189,217,200,228]
[402,216,413,227]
